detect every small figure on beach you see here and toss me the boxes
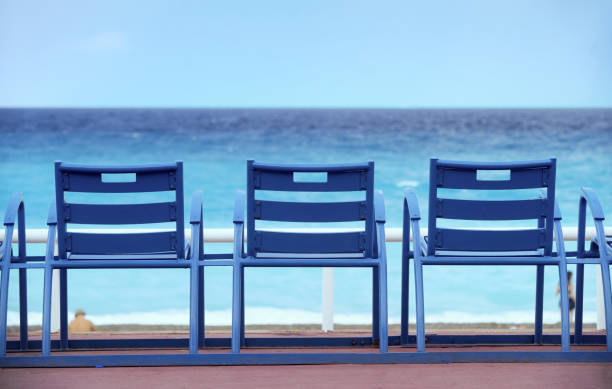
[555,271,575,324]
[69,308,96,332]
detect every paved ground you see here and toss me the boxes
[2,330,611,388]
[2,362,612,389]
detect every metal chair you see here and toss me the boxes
[231,160,388,353]
[39,161,205,355]
[402,159,571,352]
[0,192,29,355]
[574,188,612,350]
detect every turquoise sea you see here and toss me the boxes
[1,108,611,326]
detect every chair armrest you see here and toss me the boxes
[578,188,607,258]
[189,191,203,260]
[403,189,423,259]
[4,192,24,226]
[375,217,386,260]
[554,199,562,221]
[233,191,246,259]
[44,223,57,263]
[190,190,203,225]
[581,188,605,220]
[233,190,245,224]
[47,201,57,226]
[374,190,385,223]
[403,189,421,220]
[3,193,26,259]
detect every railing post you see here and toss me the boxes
[322,267,333,332]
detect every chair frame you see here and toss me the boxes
[231,160,388,353]
[4,160,612,367]
[0,192,29,355]
[573,187,612,350]
[401,159,571,352]
[35,161,206,355]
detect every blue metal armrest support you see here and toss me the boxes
[401,159,571,352]
[231,161,388,354]
[39,161,205,356]
[0,192,28,355]
[574,188,612,349]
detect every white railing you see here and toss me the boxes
[1,226,610,332]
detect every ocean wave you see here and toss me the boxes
[395,180,419,188]
[6,308,598,326]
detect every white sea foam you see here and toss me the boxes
[6,308,598,326]
[395,180,419,188]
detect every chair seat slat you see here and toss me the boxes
[66,202,176,224]
[255,200,366,222]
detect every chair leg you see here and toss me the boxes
[59,269,68,350]
[188,263,199,354]
[372,267,379,341]
[599,262,612,351]
[558,263,571,351]
[534,265,544,344]
[240,266,245,346]
[0,265,10,356]
[414,259,426,352]
[574,263,584,344]
[231,263,242,353]
[378,262,388,352]
[401,253,409,346]
[19,268,28,351]
[41,265,53,356]
[198,266,205,348]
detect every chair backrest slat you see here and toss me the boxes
[247,161,374,257]
[68,231,177,255]
[438,167,547,190]
[428,159,556,256]
[254,169,365,192]
[438,199,546,221]
[255,200,366,222]
[60,169,177,193]
[55,162,185,259]
[255,231,365,254]
[66,202,177,225]
[436,228,545,252]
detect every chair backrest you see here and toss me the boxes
[54,162,185,259]
[427,159,556,256]
[246,160,375,258]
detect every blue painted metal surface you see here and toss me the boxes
[1,350,612,368]
[402,159,572,352]
[233,161,388,353]
[0,192,27,355]
[31,161,206,356]
[1,159,611,367]
[575,188,612,350]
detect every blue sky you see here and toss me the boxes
[1,0,611,108]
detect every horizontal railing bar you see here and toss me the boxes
[2,227,610,244]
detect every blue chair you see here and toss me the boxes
[231,161,388,353]
[0,193,29,355]
[574,188,612,350]
[402,159,571,352]
[39,161,205,355]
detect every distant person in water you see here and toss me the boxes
[556,271,575,325]
[69,308,96,332]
